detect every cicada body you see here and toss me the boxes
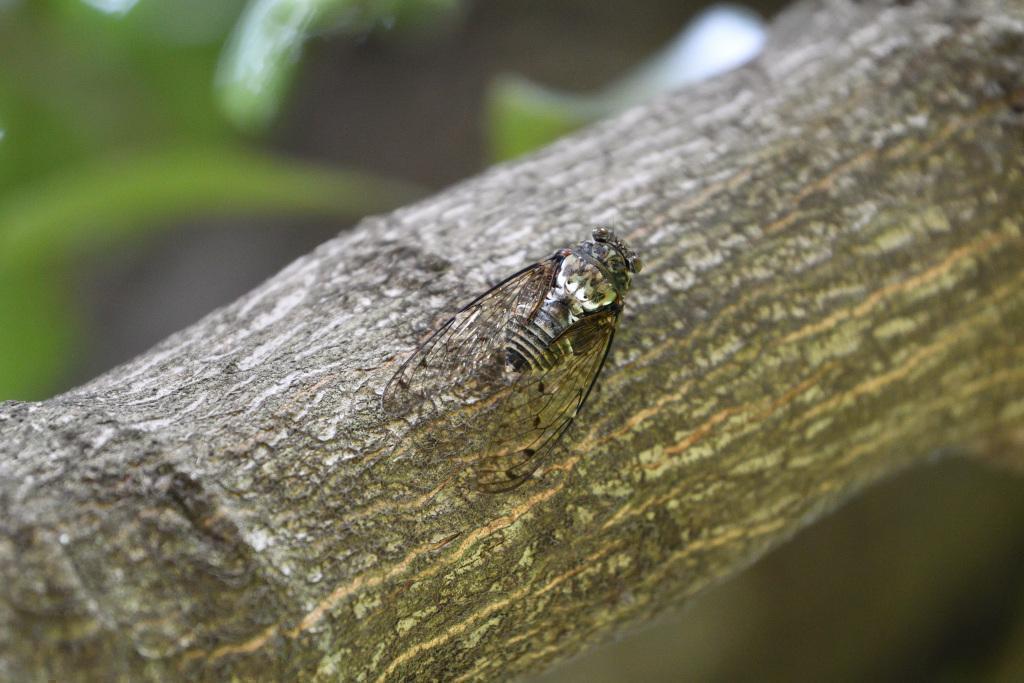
[384,228,642,491]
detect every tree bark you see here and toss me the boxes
[2,0,1023,680]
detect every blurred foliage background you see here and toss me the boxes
[0,0,764,401]
[1,0,1022,680]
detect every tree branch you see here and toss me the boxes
[2,0,1023,680]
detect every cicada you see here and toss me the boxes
[383,228,642,492]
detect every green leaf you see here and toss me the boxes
[0,2,234,185]
[216,0,321,133]
[485,6,766,161]
[485,74,593,162]
[0,265,76,401]
[216,0,462,132]
[0,146,423,269]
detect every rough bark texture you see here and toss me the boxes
[2,0,1023,680]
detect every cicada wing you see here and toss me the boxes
[382,258,559,416]
[474,309,620,492]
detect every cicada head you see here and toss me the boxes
[584,227,642,293]
[590,227,642,277]
[559,228,642,317]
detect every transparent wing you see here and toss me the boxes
[474,309,619,492]
[382,258,559,416]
